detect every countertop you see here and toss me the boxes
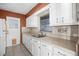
[22,32,76,52]
[41,37,76,52]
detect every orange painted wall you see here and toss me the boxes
[0,9,26,27]
[25,3,49,18]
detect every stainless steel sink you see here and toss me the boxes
[32,35,46,38]
[32,32,46,38]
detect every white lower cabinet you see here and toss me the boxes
[22,33,32,52]
[31,39,53,56]
[53,46,75,56]
[26,35,32,51]
[24,35,29,49]
[32,39,41,56]
[29,39,32,52]
[40,43,53,56]
[22,33,27,47]
[22,34,75,56]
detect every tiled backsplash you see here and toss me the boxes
[26,25,79,42]
[52,25,78,42]
[57,27,67,33]
[26,27,40,34]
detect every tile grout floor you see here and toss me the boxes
[5,44,32,56]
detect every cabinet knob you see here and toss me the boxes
[39,46,40,49]
[48,53,49,56]
[56,18,58,23]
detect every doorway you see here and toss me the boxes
[6,16,20,47]
[0,17,20,56]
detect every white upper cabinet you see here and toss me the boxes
[26,16,31,27]
[60,3,76,25]
[49,3,57,26]
[26,14,39,27]
[49,3,77,26]
[26,3,77,27]
[26,4,50,28]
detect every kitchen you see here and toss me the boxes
[0,3,79,56]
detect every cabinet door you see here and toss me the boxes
[50,3,62,26]
[26,16,32,27]
[49,3,57,26]
[54,47,66,56]
[29,39,32,52]
[61,3,73,25]
[25,36,28,48]
[29,16,32,27]
[56,3,62,25]
[54,47,75,56]
[40,44,46,56]
[26,15,39,27]
[50,3,76,26]
[25,35,30,49]
[27,36,31,49]
[32,15,38,27]
[40,43,53,56]
[57,3,74,25]
[22,34,26,45]
[32,39,40,56]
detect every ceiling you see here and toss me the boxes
[0,3,37,15]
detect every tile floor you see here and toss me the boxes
[5,44,32,56]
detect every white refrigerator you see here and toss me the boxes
[0,19,6,56]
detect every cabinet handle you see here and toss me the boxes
[56,18,58,23]
[39,46,40,49]
[58,52,66,56]
[62,17,64,23]
[48,53,49,56]
[42,44,46,47]
[58,52,60,53]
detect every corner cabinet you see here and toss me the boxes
[49,3,77,26]
[26,14,39,27]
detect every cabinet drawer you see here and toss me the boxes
[54,48,67,56]
[54,47,75,56]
